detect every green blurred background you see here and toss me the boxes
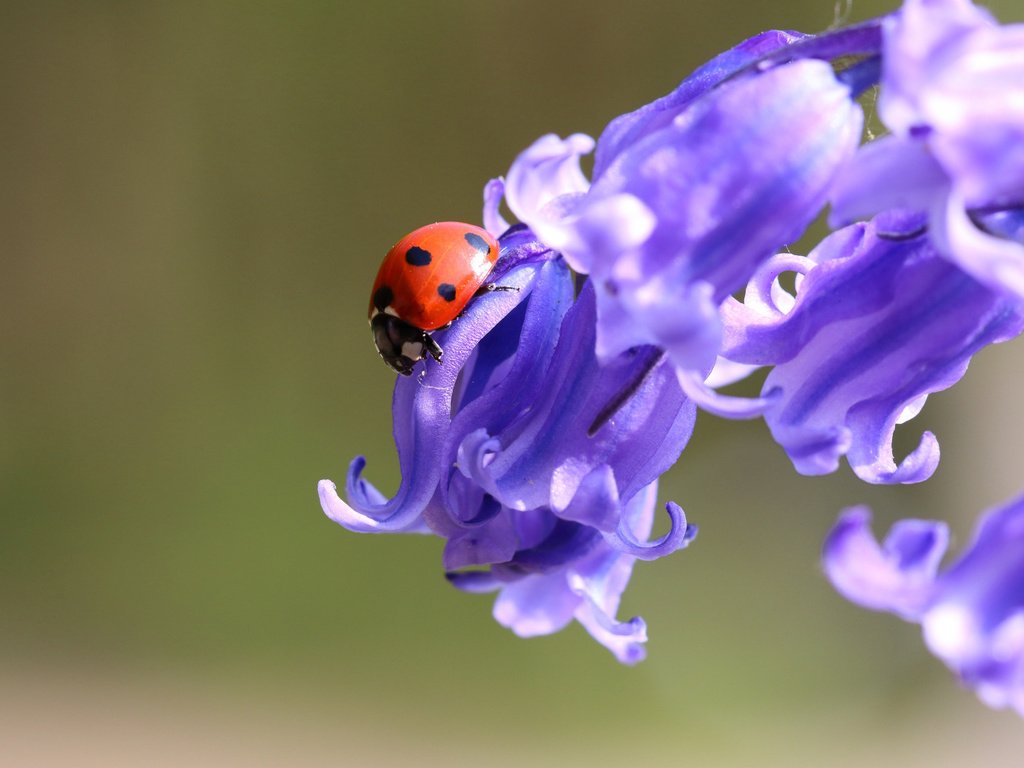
[3,1,1022,765]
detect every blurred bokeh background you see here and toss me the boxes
[2,1,1022,765]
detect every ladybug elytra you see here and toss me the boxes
[369,222,500,375]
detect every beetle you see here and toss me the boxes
[368,222,501,375]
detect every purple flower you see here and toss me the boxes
[831,0,1024,299]
[497,31,864,374]
[319,226,697,661]
[720,213,1024,482]
[824,497,1024,715]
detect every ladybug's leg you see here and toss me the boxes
[474,283,520,297]
[421,331,444,364]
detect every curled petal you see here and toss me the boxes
[484,481,690,663]
[319,476,429,534]
[705,356,761,389]
[743,253,817,317]
[504,133,595,255]
[569,573,648,665]
[343,455,384,509]
[823,506,948,620]
[846,415,940,485]
[676,368,776,420]
[767,423,852,477]
[568,481,657,663]
[482,177,510,237]
[455,428,503,498]
[604,501,697,561]
[321,250,553,536]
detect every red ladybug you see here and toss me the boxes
[369,222,500,375]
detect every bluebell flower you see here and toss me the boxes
[824,497,1024,715]
[831,0,1024,298]
[720,212,1024,482]
[320,226,697,662]
[497,31,865,375]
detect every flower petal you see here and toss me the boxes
[482,177,510,237]
[570,573,648,665]
[493,571,581,638]
[479,283,697,512]
[592,29,811,178]
[503,133,595,259]
[604,500,697,561]
[937,191,1024,300]
[443,510,517,570]
[554,464,621,532]
[823,506,949,620]
[829,134,949,226]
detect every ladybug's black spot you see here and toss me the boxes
[437,283,457,302]
[464,232,491,255]
[406,246,432,267]
[373,285,394,311]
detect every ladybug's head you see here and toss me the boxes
[370,313,441,376]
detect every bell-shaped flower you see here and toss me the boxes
[823,496,1024,716]
[721,213,1024,483]
[831,0,1024,299]
[319,226,698,661]
[497,31,863,374]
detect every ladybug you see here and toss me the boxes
[369,221,501,376]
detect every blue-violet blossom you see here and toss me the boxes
[824,498,1024,715]
[831,0,1024,299]
[320,227,697,662]
[720,212,1024,482]
[502,31,864,376]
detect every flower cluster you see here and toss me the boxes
[320,0,1024,708]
